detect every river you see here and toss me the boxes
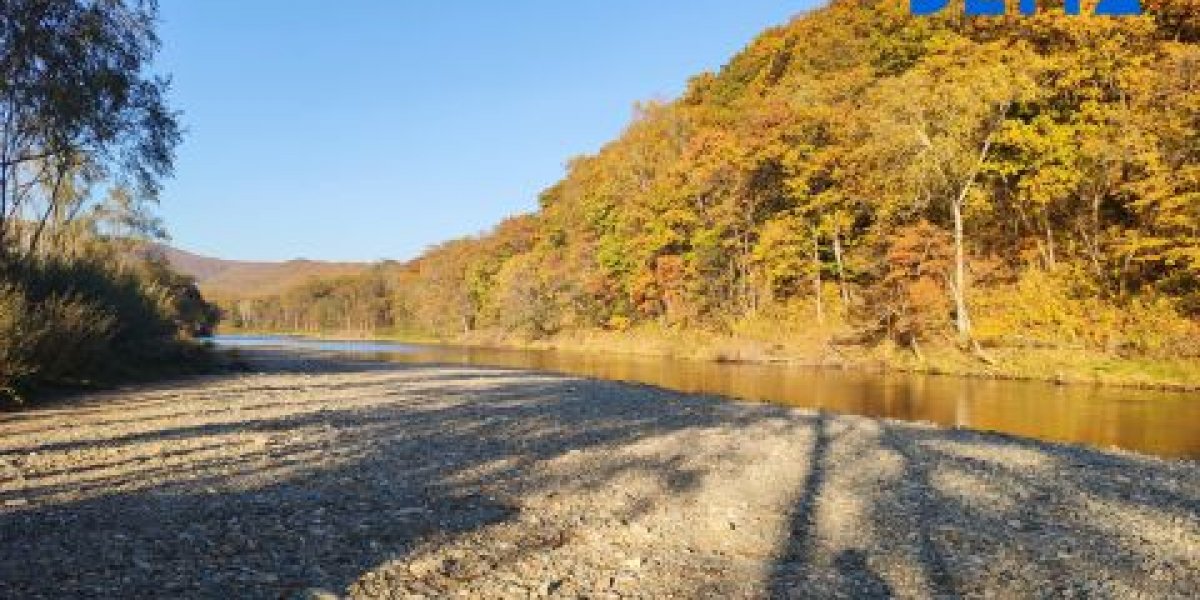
[212,335,1200,460]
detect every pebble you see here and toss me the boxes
[293,589,341,600]
[0,353,1196,599]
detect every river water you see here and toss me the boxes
[213,335,1200,460]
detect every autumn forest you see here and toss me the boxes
[218,0,1200,386]
[6,3,1200,597]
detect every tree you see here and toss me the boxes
[868,37,1037,344]
[0,0,180,259]
[209,0,1200,364]
[874,221,956,358]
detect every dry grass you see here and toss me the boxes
[493,324,1200,391]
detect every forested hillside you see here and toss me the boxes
[224,0,1200,382]
[158,245,371,300]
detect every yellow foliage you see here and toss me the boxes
[974,268,1199,357]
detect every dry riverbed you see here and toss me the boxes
[1,351,1197,599]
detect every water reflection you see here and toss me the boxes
[213,335,1200,460]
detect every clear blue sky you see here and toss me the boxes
[156,1,814,262]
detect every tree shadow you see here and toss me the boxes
[764,413,1199,598]
[1,354,1196,598]
[833,550,893,598]
[767,410,832,595]
[0,357,770,598]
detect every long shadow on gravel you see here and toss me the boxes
[0,358,772,599]
[765,410,1200,598]
[2,356,1198,599]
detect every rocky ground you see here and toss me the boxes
[0,350,1197,599]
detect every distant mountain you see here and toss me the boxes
[154,245,371,299]
[156,245,243,283]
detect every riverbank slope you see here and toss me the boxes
[222,325,1200,392]
[525,327,1200,392]
[1,350,1195,598]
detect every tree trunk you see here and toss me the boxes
[812,231,824,325]
[0,103,14,253]
[910,335,925,362]
[952,197,972,342]
[832,225,850,312]
[740,231,756,315]
[945,102,1006,344]
[26,167,68,260]
[0,165,7,252]
[1045,219,1056,270]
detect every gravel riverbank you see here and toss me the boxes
[1,351,1197,599]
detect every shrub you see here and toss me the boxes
[973,267,1200,358]
[0,245,218,402]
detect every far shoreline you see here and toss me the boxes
[212,328,1200,395]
